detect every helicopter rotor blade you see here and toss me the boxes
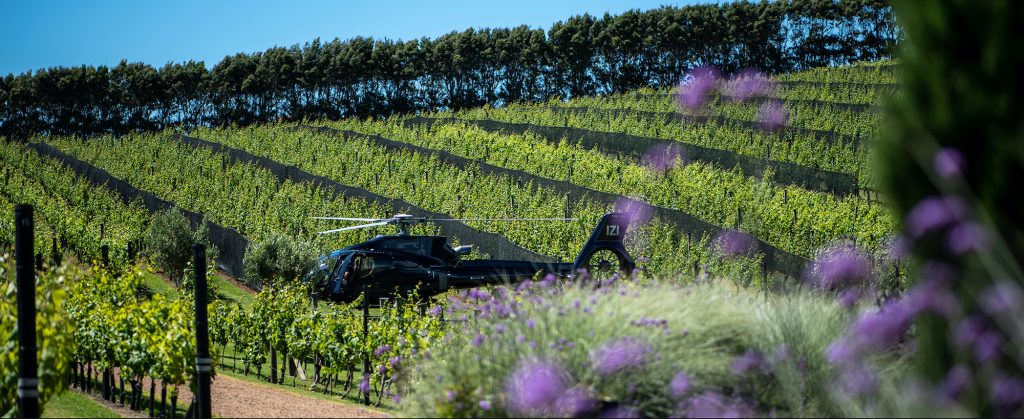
[429,217,579,222]
[316,221,390,235]
[312,216,386,222]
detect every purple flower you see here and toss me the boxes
[953,316,987,349]
[670,372,691,398]
[359,373,370,394]
[757,100,788,131]
[557,388,595,417]
[615,197,652,226]
[731,350,763,375]
[715,230,757,257]
[992,375,1024,405]
[428,305,442,316]
[378,364,387,375]
[526,319,536,330]
[947,221,989,255]
[887,236,910,261]
[826,339,856,365]
[676,66,720,110]
[392,394,402,404]
[472,333,485,347]
[851,301,912,348]
[478,400,492,411]
[906,196,968,239]
[389,356,401,368]
[980,281,1022,315]
[374,344,392,356]
[838,288,862,308]
[447,390,457,402]
[938,365,969,400]
[725,69,773,101]
[838,367,877,395]
[591,337,652,376]
[643,143,684,172]
[934,148,966,179]
[973,331,1002,362]
[505,360,571,416]
[810,246,873,291]
[906,278,958,318]
[495,323,507,334]
[684,392,752,418]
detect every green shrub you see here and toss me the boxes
[242,233,316,288]
[143,208,215,284]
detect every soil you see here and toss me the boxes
[92,368,389,418]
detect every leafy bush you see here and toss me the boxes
[242,233,316,288]
[143,208,215,284]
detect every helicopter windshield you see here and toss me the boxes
[304,250,345,287]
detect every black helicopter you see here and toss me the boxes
[304,213,635,304]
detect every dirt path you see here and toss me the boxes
[98,368,389,418]
[209,375,389,418]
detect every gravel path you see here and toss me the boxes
[99,368,389,418]
[209,375,389,418]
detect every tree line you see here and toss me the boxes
[0,0,895,139]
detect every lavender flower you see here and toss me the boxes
[378,364,387,375]
[757,100,788,131]
[643,143,684,172]
[670,372,691,398]
[374,344,392,356]
[359,373,370,394]
[980,281,1022,315]
[731,350,763,375]
[947,221,989,255]
[683,392,752,418]
[725,69,773,101]
[676,66,720,110]
[992,375,1024,405]
[905,196,968,239]
[505,360,572,416]
[392,394,402,404]
[825,339,856,365]
[838,367,877,395]
[938,365,969,400]
[472,333,485,347]
[934,147,966,179]
[615,197,652,226]
[389,356,401,368]
[810,246,873,291]
[851,301,912,348]
[953,316,987,349]
[478,400,492,411]
[715,230,757,257]
[906,278,958,318]
[973,331,1002,362]
[428,305,442,316]
[447,390,457,402]
[591,337,652,376]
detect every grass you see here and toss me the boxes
[209,273,255,307]
[42,390,121,418]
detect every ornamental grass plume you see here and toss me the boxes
[398,281,882,418]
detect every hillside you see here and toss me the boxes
[3,60,900,291]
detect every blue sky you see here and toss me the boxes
[1,0,717,76]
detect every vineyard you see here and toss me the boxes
[1,60,906,417]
